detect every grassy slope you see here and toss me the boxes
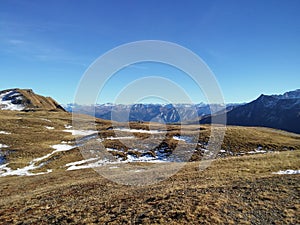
[0,110,299,224]
[0,151,299,224]
[0,110,111,170]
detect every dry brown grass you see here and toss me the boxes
[0,110,299,224]
[220,126,300,152]
[0,150,299,224]
[0,110,111,169]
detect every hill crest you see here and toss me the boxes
[0,88,65,112]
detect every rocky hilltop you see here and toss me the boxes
[0,88,65,112]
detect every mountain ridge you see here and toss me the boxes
[200,89,300,134]
[1,87,299,134]
[64,103,242,123]
[0,88,65,112]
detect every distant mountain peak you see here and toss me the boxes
[201,89,300,134]
[256,94,278,105]
[0,88,65,112]
[271,89,300,99]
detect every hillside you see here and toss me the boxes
[200,90,300,134]
[0,88,65,112]
[0,108,299,224]
[0,90,299,224]
[0,110,299,175]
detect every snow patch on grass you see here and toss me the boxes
[63,129,98,136]
[65,150,168,171]
[272,169,300,175]
[248,147,267,154]
[52,144,74,152]
[41,118,52,122]
[0,143,74,177]
[0,144,9,148]
[172,135,193,142]
[114,127,164,134]
[0,163,52,176]
[106,136,135,140]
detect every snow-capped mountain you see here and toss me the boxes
[201,89,300,134]
[271,89,300,99]
[64,103,242,123]
[0,89,65,112]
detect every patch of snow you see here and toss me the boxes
[0,163,52,177]
[65,152,168,171]
[172,135,193,142]
[0,91,25,111]
[30,153,54,163]
[45,126,54,130]
[126,154,156,162]
[114,127,164,134]
[0,131,11,135]
[63,129,98,136]
[41,118,52,122]
[200,148,209,153]
[272,169,300,175]
[66,158,111,170]
[31,144,74,163]
[65,157,99,168]
[64,125,72,129]
[61,140,74,144]
[0,143,74,177]
[0,144,9,148]
[248,149,267,154]
[106,136,135,140]
[0,163,8,170]
[172,136,186,142]
[220,150,226,153]
[106,148,120,152]
[51,144,74,152]
[109,166,118,169]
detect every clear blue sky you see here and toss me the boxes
[0,0,299,104]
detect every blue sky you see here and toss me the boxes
[0,0,299,104]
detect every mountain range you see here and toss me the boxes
[201,89,300,134]
[0,88,299,134]
[64,103,242,123]
[66,89,300,134]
